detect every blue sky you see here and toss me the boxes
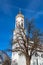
[0,0,43,56]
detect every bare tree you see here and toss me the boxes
[2,59,11,65]
[0,50,11,65]
[8,20,43,65]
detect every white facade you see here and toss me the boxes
[12,11,43,65]
[12,11,25,65]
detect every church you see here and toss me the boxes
[11,11,43,65]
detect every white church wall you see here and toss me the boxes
[18,55,26,65]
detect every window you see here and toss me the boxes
[21,19,23,21]
[21,23,23,27]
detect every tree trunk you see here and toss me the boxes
[26,56,31,65]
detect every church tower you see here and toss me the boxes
[12,10,25,65]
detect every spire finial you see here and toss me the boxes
[19,8,21,14]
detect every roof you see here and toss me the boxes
[16,10,24,18]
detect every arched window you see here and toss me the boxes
[21,23,23,27]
